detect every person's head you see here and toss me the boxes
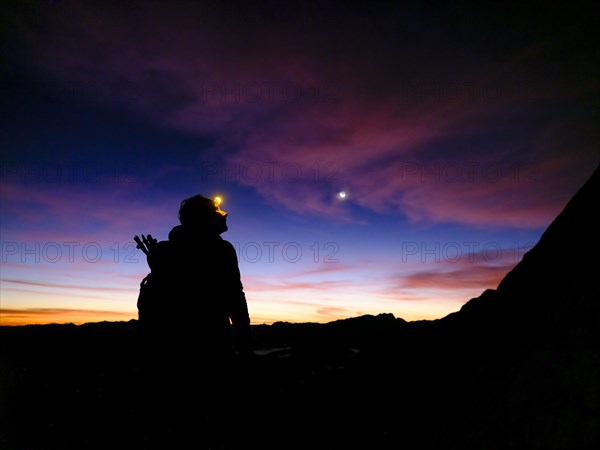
[178,194,228,234]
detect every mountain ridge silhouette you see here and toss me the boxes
[452,162,600,327]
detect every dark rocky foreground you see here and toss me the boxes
[0,315,406,450]
[0,306,598,450]
[2,165,599,450]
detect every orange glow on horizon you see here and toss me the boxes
[0,305,452,327]
[0,309,136,326]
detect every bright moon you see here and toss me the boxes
[338,191,347,199]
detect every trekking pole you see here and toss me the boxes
[142,234,158,252]
[134,235,149,255]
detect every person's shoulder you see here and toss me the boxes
[220,238,241,257]
[155,240,173,252]
[168,225,186,242]
[220,239,236,252]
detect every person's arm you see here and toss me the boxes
[223,241,253,356]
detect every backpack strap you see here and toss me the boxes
[140,273,152,288]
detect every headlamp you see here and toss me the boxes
[214,196,227,216]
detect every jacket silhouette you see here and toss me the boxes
[138,194,252,361]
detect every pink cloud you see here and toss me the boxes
[373,245,525,297]
[0,183,177,240]
[243,275,361,294]
[2,279,134,294]
[8,1,598,230]
[399,265,512,291]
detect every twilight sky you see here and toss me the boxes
[1,1,598,325]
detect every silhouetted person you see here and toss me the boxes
[138,194,252,355]
[136,194,252,446]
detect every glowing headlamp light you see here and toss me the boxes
[214,196,227,216]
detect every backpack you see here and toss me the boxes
[134,234,161,334]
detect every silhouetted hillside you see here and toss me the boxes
[252,312,402,348]
[454,161,600,328]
